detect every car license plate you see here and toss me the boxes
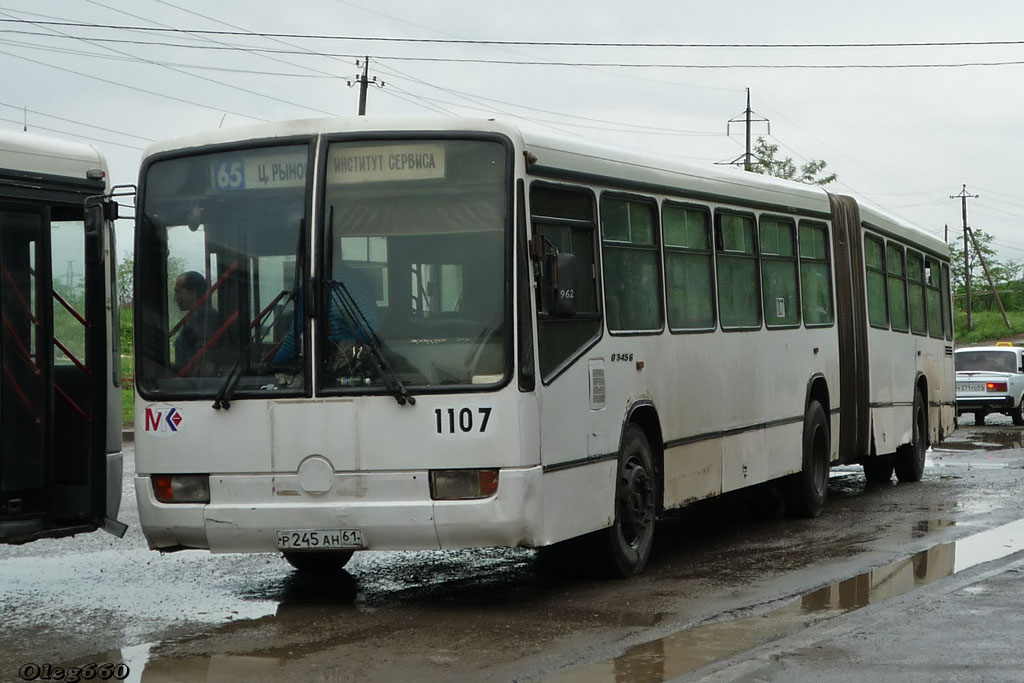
[276,529,364,550]
[959,383,985,393]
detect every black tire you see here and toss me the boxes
[1013,399,1024,427]
[599,424,657,578]
[786,400,830,518]
[975,412,986,426]
[895,389,927,483]
[862,456,894,484]
[283,550,354,573]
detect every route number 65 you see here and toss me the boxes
[214,161,244,189]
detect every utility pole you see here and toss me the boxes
[347,57,384,116]
[722,88,770,171]
[951,184,979,331]
[967,227,1011,330]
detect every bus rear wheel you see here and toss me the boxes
[283,550,355,573]
[600,424,657,578]
[895,390,927,483]
[786,400,830,518]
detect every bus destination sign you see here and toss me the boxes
[328,143,446,184]
[209,152,307,191]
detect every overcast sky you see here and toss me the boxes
[4,0,1023,263]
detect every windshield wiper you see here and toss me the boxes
[328,280,415,406]
[213,288,296,410]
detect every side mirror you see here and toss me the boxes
[541,252,578,317]
[84,200,106,265]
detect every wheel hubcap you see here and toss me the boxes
[619,457,654,547]
[812,425,828,494]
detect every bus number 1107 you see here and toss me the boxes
[435,407,492,434]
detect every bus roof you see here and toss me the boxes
[140,116,946,257]
[0,129,108,183]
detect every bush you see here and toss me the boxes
[120,306,134,427]
[954,310,1024,344]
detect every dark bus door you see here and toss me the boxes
[0,199,119,543]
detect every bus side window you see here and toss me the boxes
[530,183,601,381]
[886,243,909,333]
[760,215,800,328]
[799,221,834,326]
[864,234,888,329]
[941,262,952,341]
[663,202,715,331]
[600,194,662,334]
[925,257,944,339]
[907,250,927,335]
[716,211,760,330]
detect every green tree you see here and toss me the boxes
[947,229,1021,291]
[948,229,1023,312]
[749,137,837,186]
[116,254,133,307]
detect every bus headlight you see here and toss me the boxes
[429,469,499,500]
[152,475,210,504]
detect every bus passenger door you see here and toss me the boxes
[0,204,55,540]
[0,202,115,543]
[828,194,871,463]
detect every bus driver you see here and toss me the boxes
[172,271,223,375]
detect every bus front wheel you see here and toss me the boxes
[601,424,657,578]
[786,400,830,518]
[282,550,355,573]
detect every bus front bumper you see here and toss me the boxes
[136,466,543,554]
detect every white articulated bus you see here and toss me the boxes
[0,130,125,543]
[133,117,954,576]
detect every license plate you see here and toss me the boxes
[276,529,364,550]
[959,383,985,393]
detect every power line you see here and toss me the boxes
[0,100,155,142]
[0,115,145,150]
[0,36,340,77]
[3,25,1024,69]
[0,9,341,118]
[0,45,267,122]
[374,61,724,136]
[143,0,350,79]
[4,19,1024,50]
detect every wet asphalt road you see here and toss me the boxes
[3,417,1024,683]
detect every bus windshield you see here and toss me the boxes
[318,139,508,393]
[136,137,510,398]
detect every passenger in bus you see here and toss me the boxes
[272,264,381,365]
[172,271,224,375]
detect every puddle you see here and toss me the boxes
[934,441,1012,453]
[62,520,1024,683]
[912,518,955,538]
[935,429,1024,452]
[548,517,1024,682]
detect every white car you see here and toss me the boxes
[955,345,1024,425]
